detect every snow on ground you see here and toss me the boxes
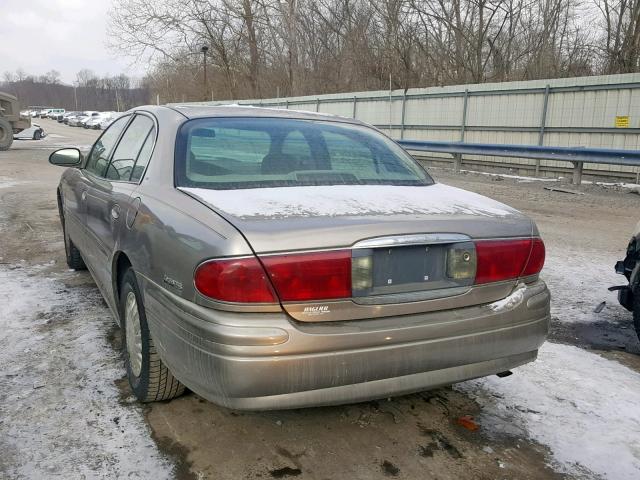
[0,176,20,189]
[458,342,640,479]
[0,265,175,479]
[542,244,622,324]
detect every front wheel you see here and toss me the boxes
[120,268,185,402]
[33,130,42,140]
[61,211,86,270]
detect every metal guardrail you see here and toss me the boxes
[397,140,640,185]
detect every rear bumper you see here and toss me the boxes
[142,277,550,410]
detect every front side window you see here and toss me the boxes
[106,115,154,182]
[84,115,130,177]
[175,117,433,190]
[130,126,156,183]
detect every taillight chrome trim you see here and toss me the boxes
[353,233,471,249]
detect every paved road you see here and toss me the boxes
[1,118,639,479]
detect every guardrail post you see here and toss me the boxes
[460,89,469,141]
[352,96,357,118]
[316,98,320,112]
[572,161,583,185]
[453,153,462,173]
[400,92,407,139]
[285,100,289,110]
[536,84,550,176]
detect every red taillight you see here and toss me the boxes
[194,257,277,303]
[261,250,352,301]
[522,238,546,277]
[475,238,545,284]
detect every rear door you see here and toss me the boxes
[85,113,156,291]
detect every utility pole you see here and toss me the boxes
[73,81,78,110]
[201,45,209,101]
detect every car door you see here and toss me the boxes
[80,114,131,281]
[85,113,156,291]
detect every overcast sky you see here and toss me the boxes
[0,0,146,84]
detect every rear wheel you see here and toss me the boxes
[120,268,185,402]
[33,130,42,140]
[0,117,13,151]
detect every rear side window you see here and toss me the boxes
[175,117,432,190]
[106,115,154,182]
[85,115,130,177]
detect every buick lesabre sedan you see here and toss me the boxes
[49,105,549,410]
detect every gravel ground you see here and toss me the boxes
[1,119,639,479]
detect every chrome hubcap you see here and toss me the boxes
[125,291,143,377]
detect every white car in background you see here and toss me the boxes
[13,123,46,140]
[68,114,89,127]
[47,108,65,119]
[85,112,116,129]
[79,111,100,128]
[68,111,97,127]
[99,112,121,130]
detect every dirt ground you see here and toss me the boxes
[1,119,639,479]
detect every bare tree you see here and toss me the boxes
[595,0,640,73]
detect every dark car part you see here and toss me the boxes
[615,236,640,340]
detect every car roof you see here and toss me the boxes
[136,104,367,126]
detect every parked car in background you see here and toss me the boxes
[86,112,116,129]
[59,111,77,123]
[48,106,549,410]
[99,112,120,130]
[79,111,100,128]
[47,108,65,119]
[37,108,53,118]
[67,114,87,127]
[68,111,97,127]
[13,123,46,140]
[27,106,47,117]
[63,112,83,124]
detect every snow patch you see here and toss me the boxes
[461,169,560,183]
[0,176,20,189]
[181,183,519,219]
[458,342,640,479]
[0,265,175,478]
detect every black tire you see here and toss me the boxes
[33,130,42,140]
[0,117,13,151]
[120,268,185,402]
[61,211,86,270]
[633,286,640,342]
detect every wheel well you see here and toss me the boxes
[113,252,132,305]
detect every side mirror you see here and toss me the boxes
[49,148,82,167]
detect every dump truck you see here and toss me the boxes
[0,92,32,151]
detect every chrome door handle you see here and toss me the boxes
[81,191,87,201]
[111,207,120,220]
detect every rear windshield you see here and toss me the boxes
[175,117,433,190]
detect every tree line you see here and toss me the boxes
[1,69,150,111]
[108,0,640,103]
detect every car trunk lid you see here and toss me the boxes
[180,183,535,321]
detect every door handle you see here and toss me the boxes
[81,190,87,202]
[111,206,120,220]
